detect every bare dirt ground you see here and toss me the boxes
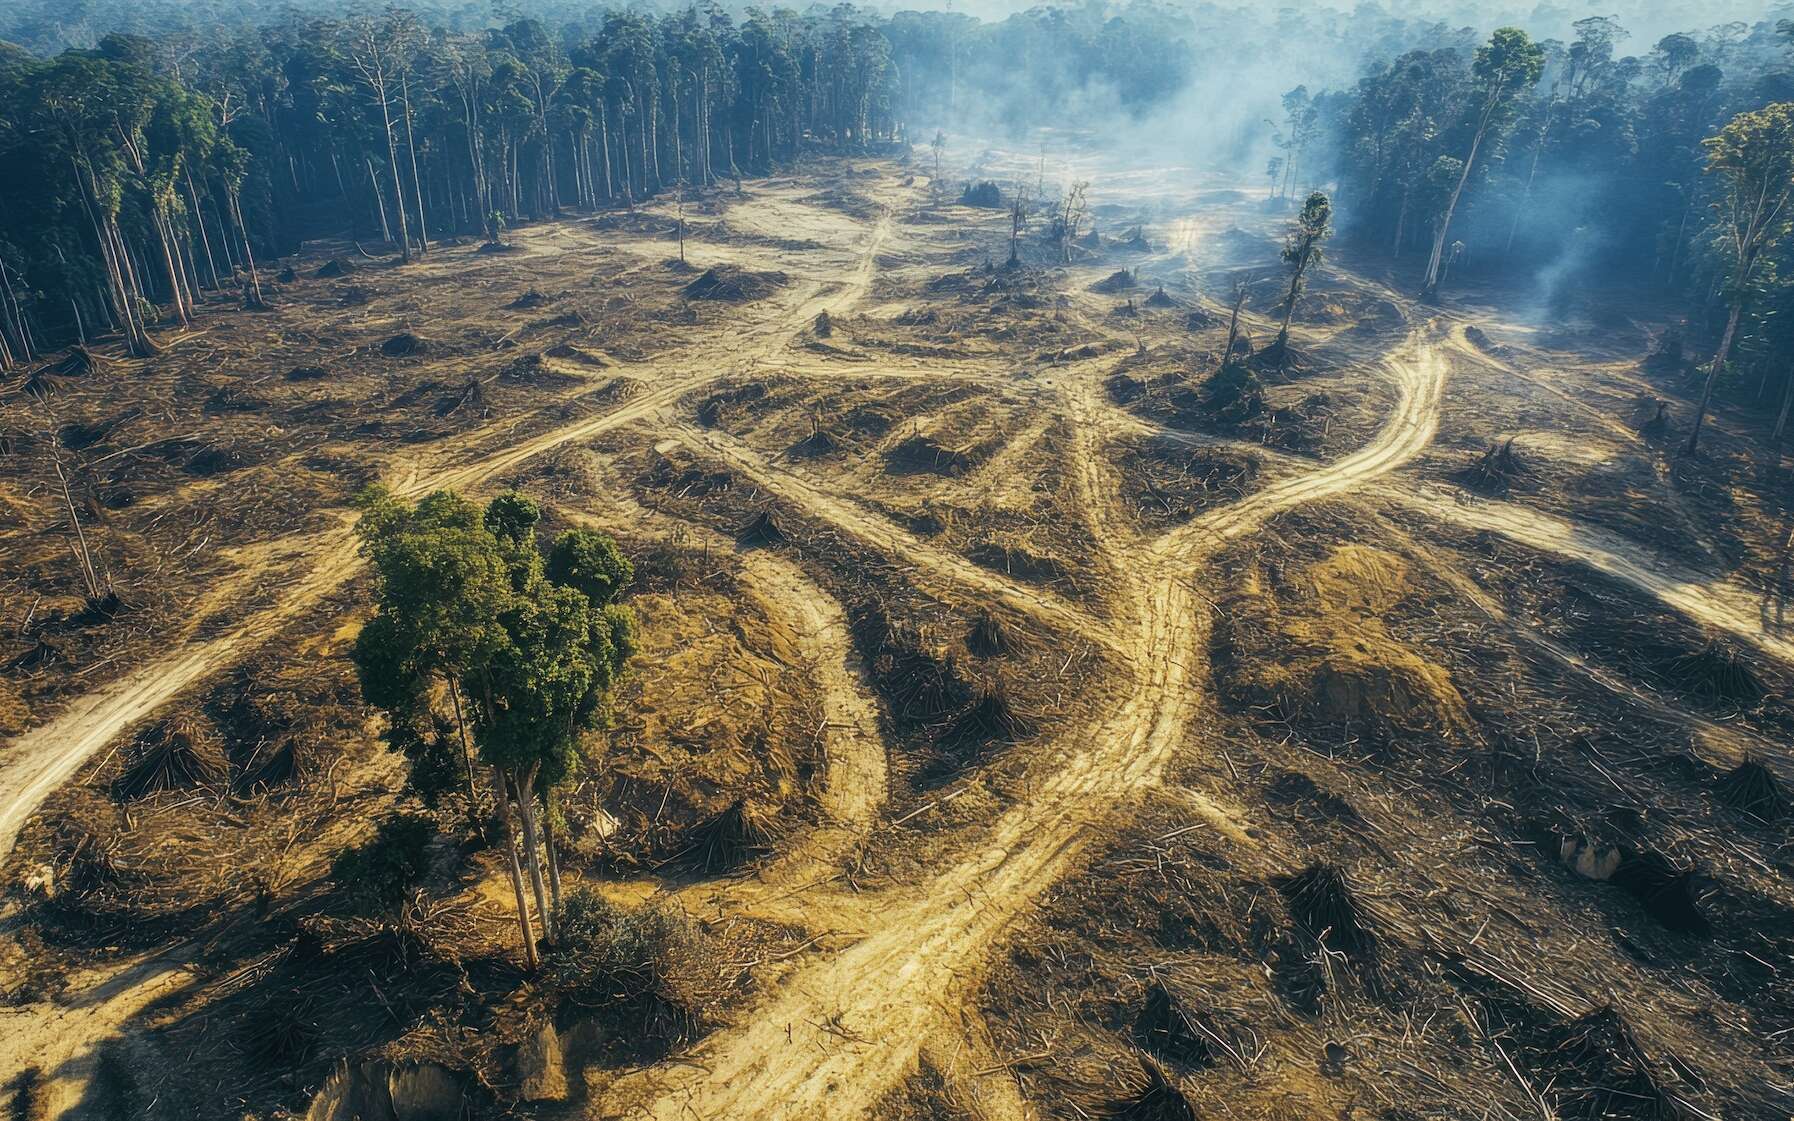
[3,148,1793,1121]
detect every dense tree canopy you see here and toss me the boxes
[351,486,637,966]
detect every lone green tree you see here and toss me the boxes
[1420,28,1545,299]
[1685,102,1794,455]
[1273,190,1332,363]
[351,487,636,969]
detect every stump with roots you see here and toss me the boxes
[1276,862,1373,957]
[1100,1055,1199,1121]
[1610,850,1709,935]
[677,798,777,873]
[1656,638,1764,705]
[966,610,1012,658]
[1133,982,1217,1069]
[940,685,1035,749]
[1714,758,1785,821]
[737,510,786,547]
[1464,437,1529,492]
[114,716,227,800]
[381,332,426,357]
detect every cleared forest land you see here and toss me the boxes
[2,153,1792,1121]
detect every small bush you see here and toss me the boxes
[960,181,1002,208]
[1203,363,1264,419]
[548,889,709,1052]
[331,814,435,906]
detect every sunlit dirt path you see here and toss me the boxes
[10,158,1794,1121]
[0,200,900,1120]
[0,212,896,869]
[595,327,1452,1120]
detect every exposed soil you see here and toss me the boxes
[3,151,1793,1121]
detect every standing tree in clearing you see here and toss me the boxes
[1684,102,1794,456]
[351,487,636,970]
[1273,191,1333,364]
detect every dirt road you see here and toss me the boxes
[598,325,1455,1120]
[0,210,895,870]
[1393,486,1794,665]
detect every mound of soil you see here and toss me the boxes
[851,606,973,731]
[1651,637,1764,706]
[476,241,520,255]
[1123,440,1260,523]
[683,266,788,302]
[1106,373,1146,405]
[544,343,605,366]
[966,610,1014,658]
[315,258,355,278]
[1133,982,1221,1069]
[185,444,253,476]
[285,365,328,382]
[1225,545,1472,740]
[49,346,100,377]
[1464,324,1514,359]
[788,425,840,459]
[886,434,972,476]
[737,510,787,547]
[114,717,227,800]
[382,333,427,357]
[1144,286,1177,308]
[1100,1056,1198,1121]
[965,537,1068,586]
[697,382,770,428]
[675,798,778,873]
[1090,269,1137,294]
[1715,758,1785,821]
[1277,861,1374,957]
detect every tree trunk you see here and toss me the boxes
[368,157,392,243]
[226,185,265,308]
[513,765,555,943]
[492,765,540,970]
[542,799,565,917]
[1505,117,1551,254]
[1773,366,1794,445]
[1685,301,1744,456]
[185,170,220,290]
[446,677,483,818]
[152,208,191,326]
[377,84,413,262]
[598,110,614,200]
[1423,116,1490,297]
[401,75,429,254]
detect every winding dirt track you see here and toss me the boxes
[0,213,894,868]
[1392,486,1794,664]
[12,177,1794,1121]
[598,326,1452,1120]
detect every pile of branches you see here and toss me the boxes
[1461,437,1530,494]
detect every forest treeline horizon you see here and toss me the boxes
[3,0,1794,439]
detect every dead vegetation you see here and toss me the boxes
[1117,437,1262,524]
[1216,543,1473,743]
[682,265,788,301]
[7,156,1794,1121]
